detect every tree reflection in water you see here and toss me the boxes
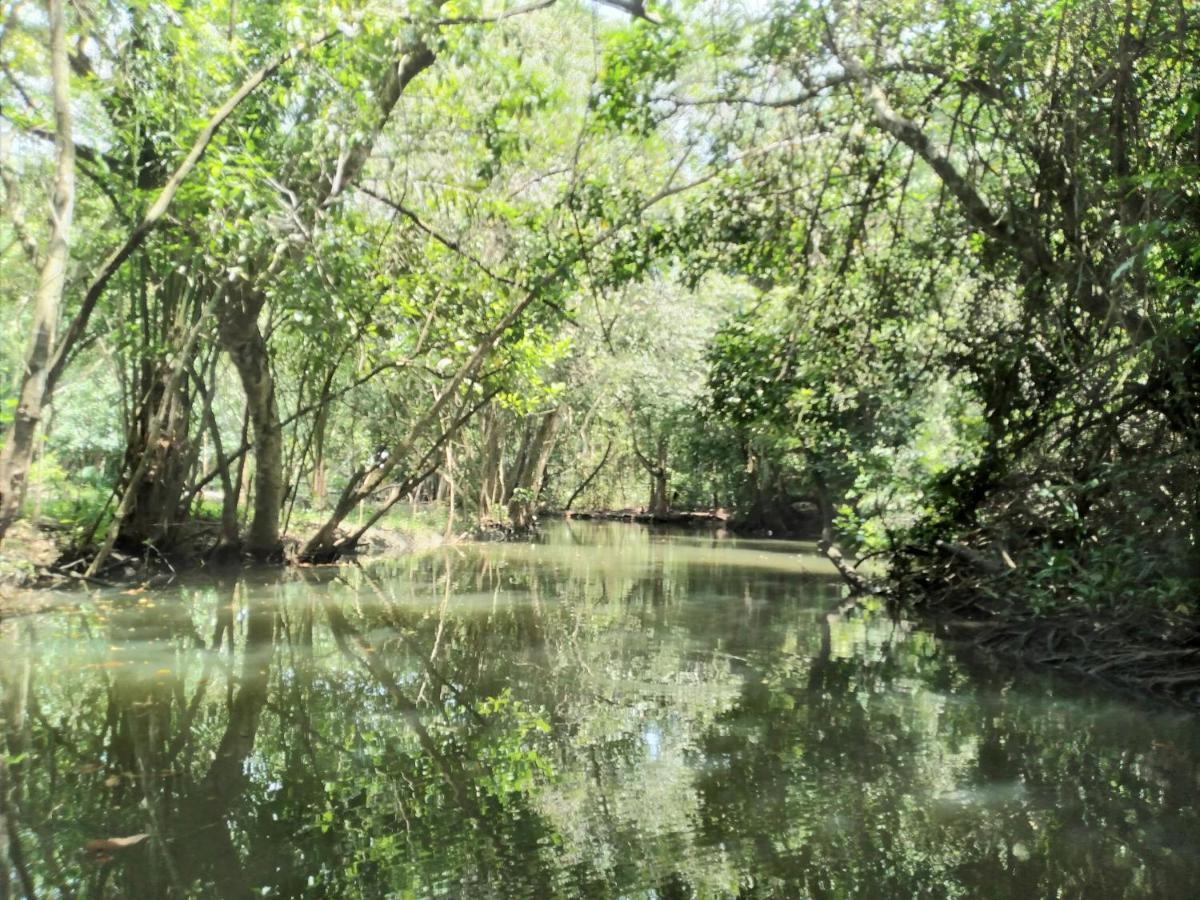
[1,522,1199,897]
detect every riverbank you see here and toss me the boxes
[0,513,456,611]
[0,521,67,617]
[824,539,1200,709]
[546,507,732,527]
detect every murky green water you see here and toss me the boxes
[1,522,1198,898]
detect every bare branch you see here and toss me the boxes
[823,23,1050,273]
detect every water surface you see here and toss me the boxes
[1,521,1198,897]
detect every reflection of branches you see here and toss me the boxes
[350,568,488,727]
[167,587,238,765]
[0,755,37,900]
[129,717,189,893]
[325,602,479,816]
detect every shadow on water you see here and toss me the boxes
[1,521,1199,897]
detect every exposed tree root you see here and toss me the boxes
[894,543,1200,707]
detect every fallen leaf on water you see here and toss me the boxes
[104,774,121,788]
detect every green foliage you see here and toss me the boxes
[593,21,687,134]
[2,0,1197,653]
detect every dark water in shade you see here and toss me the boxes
[2,522,1199,898]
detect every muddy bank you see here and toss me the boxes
[915,599,1200,708]
[0,517,452,606]
[822,541,1200,709]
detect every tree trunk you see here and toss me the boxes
[477,405,504,521]
[85,293,218,575]
[219,295,283,558]
[649,474,669,518]
[1,32,337,548]
[0,0,74,544]
[813,468,835,546]
[301,286,545,562]
[634,433,670,518]
[190,362,239,547]
[119,369,195,545]
[508,408,564,530]
[309,400,329,511]
[565,439,612,511]
[504,420,534,505]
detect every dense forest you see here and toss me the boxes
[1,0,1198,696]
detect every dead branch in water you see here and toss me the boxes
[818,540,880,597]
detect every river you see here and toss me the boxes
[0,521,1197,897]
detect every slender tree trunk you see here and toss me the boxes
[565,439,613,511]
[310,401,329,510]
[508,408,564,530]
[477,405,503,520]
[813,469,835,546]
[0,0,74,544]
[300,286,544,561]
[189,362,239,547]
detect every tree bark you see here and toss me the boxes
[218,292,284,558]
[477,404,504,520]
[632,431,670,518]
[508,407,564,530]
[0,0,75,543]
[85,291,219,575]
[189,361,239,547]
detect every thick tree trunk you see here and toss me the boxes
[119,372,195,545]
[219,298,283,558]
[504,420,534,505]
[86,294,218,575]
[0,0,74,545]
[633,432,670,518]
[85,296,219,578]
[649,474,669,518]
[109,271,206,548]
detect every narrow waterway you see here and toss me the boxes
[1,521,1197,897]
